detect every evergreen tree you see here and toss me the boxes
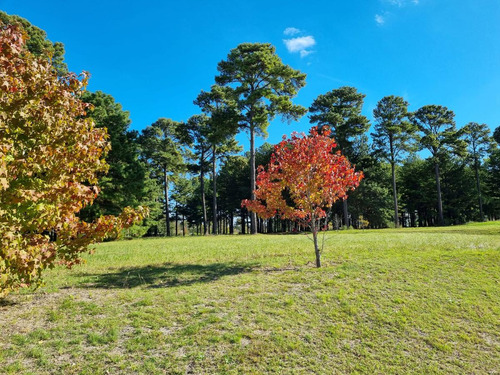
[216,43,307,234]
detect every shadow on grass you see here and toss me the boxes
[404,228,499,237]
[76,262,257,289]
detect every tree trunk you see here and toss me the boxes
[391,160,399,228]
[230,212,234,234]
[434,162,445,226]
[164,168,171,237]
[200,151,208,235]
[212,147,218,235]
[175,208,178,236]
[182,215,186,236]
[474,157,485,221]
[249,125,257,234]
[311,217,321,268]
[342,199,349,228]
[241,209,246,234]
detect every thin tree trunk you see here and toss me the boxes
[434,162,445,226]
[474,157,484,221]
[241,209,246,234]
[249,125,257,234]
[200,151,208,235]
[391,160,399,228]
[230,212,234,234]
[164,168,171,237]
[312,217,321,268]
[342,199,349,228]
[212,147,218,235]
[175,208,178,236]
[182,215,186,236]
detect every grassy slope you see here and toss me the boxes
[0,222,499,374]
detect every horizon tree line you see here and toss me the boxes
[4,11,500,237]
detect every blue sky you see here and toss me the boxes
[1,0,499,150]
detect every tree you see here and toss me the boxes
[463,122,493,221]
[215,43,307,234]
[372,95,416,227]
[185,114,212,234]
[218,156,250,234]
[493,126,500,145]
[193,85,240,235]
[140,119,188,236]
[309,86,370,227]
[411,105,466,226]
[79,91,150,225]
[244,127,363,267]
[0,24,145,296]
[484,127,500,219]
[0,11,67,75]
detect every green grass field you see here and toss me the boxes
[1,222,499,374]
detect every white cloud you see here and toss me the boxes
[375,14,385,25]
[283,36,316,57]
[300,50,313,58]
[283,27,301,36]
[384,0,419,6]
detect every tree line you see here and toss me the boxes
[5,12,500,238]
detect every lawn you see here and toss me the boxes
[1,222,499,374]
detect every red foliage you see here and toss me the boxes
[243,127,363,225]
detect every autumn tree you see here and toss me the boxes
[215,43,307,234]
[463,122,493,221]
[411,105,466,226]
[309,86,370,227]
[0,24,145,296]
[244,127,363,267]
[0,11,67,75]
[372,95,416,227]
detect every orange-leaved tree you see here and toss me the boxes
[0,24,147,297]
[243,127,363,267]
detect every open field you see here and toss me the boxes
[1,222,499,374]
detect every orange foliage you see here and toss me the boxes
[243,127,363,225]
[0,24,146,297]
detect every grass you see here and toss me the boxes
[1,222,499,374]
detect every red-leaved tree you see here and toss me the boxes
[0,24,147,297]
[243,127,363,267]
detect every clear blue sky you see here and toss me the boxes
[1,0,499,150]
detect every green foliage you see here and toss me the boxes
[484,148,500,218]
[140,118,190,236]
[0,11,67,76]
[372,95,416,163]
[493,126,500,145]
[309,86,370,157]
[216,43,307,233]
[215,43,307,137]
[411,105,466,160]
[79,91,151,223]
[411,105,467,225]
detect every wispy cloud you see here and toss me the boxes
[375,0,420,25]
[283,35,316,58]
[384,0,419,6]
[283,27,301,36]
[375,14,385,26]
